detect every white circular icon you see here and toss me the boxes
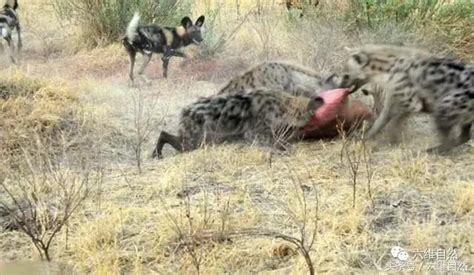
[398,250,409,261]
[391,246,409,261]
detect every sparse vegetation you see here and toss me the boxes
[0,0,472,274]
[51,0,193,47]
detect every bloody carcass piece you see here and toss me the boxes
[302,88,373,139]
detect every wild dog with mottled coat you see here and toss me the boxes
[151,89,323,159]
[285,0,319,17]
[342,44,474,153]
[123,12,205,81]
[218,61,346,98]
[0,0,21,63]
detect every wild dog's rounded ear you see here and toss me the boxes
[195,15,205,27]
[181,17,193,28]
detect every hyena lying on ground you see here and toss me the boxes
[123,12,205,81]
[151,89,323,159]
[0,0,21,64]
[217,61,373,139]
[342,44,474,154]
[218,61,348,98]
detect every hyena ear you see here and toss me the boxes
[13,0,19,10]
[352,53,369,67]
[181,17,193,29]
[324,73,340,86]
[195,15,205,27]
[344,46,354,52]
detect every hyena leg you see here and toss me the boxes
[456,123,472,145]
[16,22,22,51]
[386,112,410,145]
[427,122,454,154]
[151,131,183,159]
[427,108,459,154]
[138,52,152,75]
[428,99,471,154]
[366,93,398,139]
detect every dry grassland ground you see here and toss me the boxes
[0,0,473,274]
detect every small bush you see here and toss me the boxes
[342,0,473,58]
[52,0,193,47]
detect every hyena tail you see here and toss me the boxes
[126,12,140,43]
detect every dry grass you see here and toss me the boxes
[0,0,473,274]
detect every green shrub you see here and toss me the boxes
[52,0,192,47]
[301,0,473,59]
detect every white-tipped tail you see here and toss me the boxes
[126,12,140,42]
[0,25,8,38]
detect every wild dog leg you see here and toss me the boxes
[127,50,136,81]
[161,55,170,78]
[138,52,152,75]
[15,22,22,51]
[161,49,187,78]
[4,36,16,64]
[151,131,183,159]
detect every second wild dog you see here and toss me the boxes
[0,0,21,63]
[122,12,205,81]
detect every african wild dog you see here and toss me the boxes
[342,44,474,154]
[122,12,205,81]
[151,89,323,159]
[0,0,21,63]
[218,61,348,98]
[285,0,319,17]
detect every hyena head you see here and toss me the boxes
[284,95,324,128]
[177,15,205,45]
[343,44,432,85]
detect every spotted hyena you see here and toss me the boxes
[218,61,347,98]
[151,89,323,159]
[342,44,474,153]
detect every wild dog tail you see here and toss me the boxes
[126,12,140,42]
[0,26,7,38]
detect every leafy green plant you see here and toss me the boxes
[52,0,192,47]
